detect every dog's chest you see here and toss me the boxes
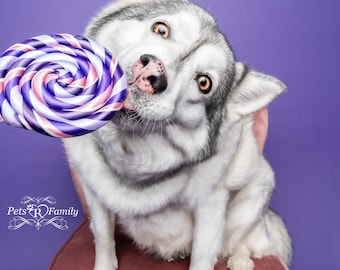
[103,132,189,181]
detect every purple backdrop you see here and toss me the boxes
[1,0,339,269]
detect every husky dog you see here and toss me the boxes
[63,0,292,269]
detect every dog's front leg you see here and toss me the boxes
[224,161,275,270]
[83,186,118,270]
[189,188,229,270]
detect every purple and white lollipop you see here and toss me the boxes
[0,33,126,137]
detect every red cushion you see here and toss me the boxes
[49,218,288,270]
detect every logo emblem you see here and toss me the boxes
[7,196,79,230]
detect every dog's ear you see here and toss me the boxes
[227,62,286,123]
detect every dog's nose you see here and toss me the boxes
[132,54,168,94]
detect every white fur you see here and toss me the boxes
[63,1,292,269]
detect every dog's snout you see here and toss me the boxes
[132,54,168,94]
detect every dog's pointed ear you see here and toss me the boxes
[227,62,286,123]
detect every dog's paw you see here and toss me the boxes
[93,255,118,270]
[227,254,254,270]
[166,252,189,262]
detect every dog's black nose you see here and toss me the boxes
[139,54,168,93]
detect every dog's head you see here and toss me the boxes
[86,0,285,151]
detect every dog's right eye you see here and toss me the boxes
[152,22,170,39]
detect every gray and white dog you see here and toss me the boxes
[63,0,292,269]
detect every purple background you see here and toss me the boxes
[0,0,339,269]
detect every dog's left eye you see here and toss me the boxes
[152,22,170,39]
[196,75,212,94]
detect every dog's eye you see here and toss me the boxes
[196,75,212,94]
[152,22,170,39]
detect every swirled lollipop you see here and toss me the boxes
[0,34,127,137]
